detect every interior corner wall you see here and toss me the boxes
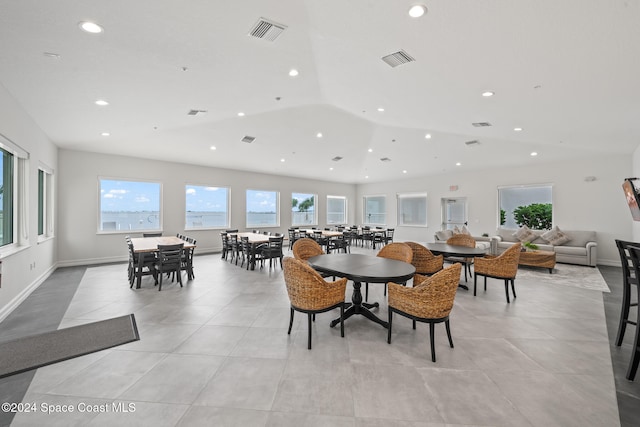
[0,83,58,318]
[57,149,357,266]
[356,154,632,266]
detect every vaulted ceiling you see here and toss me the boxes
[1,0,639,183]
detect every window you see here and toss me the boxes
[363,195,386,225]
[498,184,553,230]
[0,147,14,247]
[398,193,427,226]
[327,195,347,225]
[292,192,317,226]
[99,178,162,233]
[185,185,230,229]
[38,166,54,239]
[246,189,279,227]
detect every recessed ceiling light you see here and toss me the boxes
[316,132,323,138]
[402,170,407,174]
[95,99,109,106]
[425,133,432,139]
[280,158,285,162]
[79,21,104,34]
[329,167,334,171]
[288,69,299,77]
[456,162,462,166]
[365,176,369,179]
[408,5,427,18]
[237,112,245,117]
[482,91,495,97]
[377,107,385,112]
[368,148,373,153]
[514,127,523,132]
[210,146,217,150]
[100,132,110,137]
[530,152,538,156]
[43,52,61,59]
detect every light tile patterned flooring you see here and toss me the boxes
[10,246,621,426]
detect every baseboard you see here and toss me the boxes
[56,248,220,268]
[0,263,57,323]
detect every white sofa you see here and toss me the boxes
[433,230,493,251]
[492,228,597,267]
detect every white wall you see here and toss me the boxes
[356,155,632,266]
[0,83,58,319]
[57,149,357,265]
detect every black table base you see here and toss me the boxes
[329,281,388,329]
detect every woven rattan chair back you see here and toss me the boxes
[376,242,413,263]
[293,238,325,261]
[446,233,476,248]
[473,242,521,302]
[404,241,444,275]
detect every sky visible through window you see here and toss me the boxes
[246,190,277,212]
[186,185,227,212]
[100,180,160,212]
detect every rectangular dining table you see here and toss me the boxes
[130,236,196,288]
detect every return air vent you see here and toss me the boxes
[331,156,343,162]
[241,135,256,143]
[187,109,207,116]
[465,140,480,146]
[471,122,492,127]
[380,157,392,162]
[249,18,287,42]
[381,50,415,68]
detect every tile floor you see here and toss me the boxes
[1,246,635,426]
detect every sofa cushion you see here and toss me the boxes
[453,225,471,235]
[562,230,596,248]
[435,230,454,241]
[541,226,571,246]
[553,245,587,256]
[497,228,519,242]
[513,225,537,243]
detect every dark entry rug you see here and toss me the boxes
[0,314,139,378]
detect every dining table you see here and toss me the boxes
[423,242,487,290]
[130,236,196,288]
[231,232,279,270]
[307,253,415,329]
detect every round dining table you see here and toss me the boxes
[306,253,415,329]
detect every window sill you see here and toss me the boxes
[37,235,55,244]
[0,244,31,260]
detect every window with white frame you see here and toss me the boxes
[98,178,162,233]
[185,185,230,229]
[246,189,279,227]
[398,193,427,226]
[363,195,386,225]
[38,165,54,239]
[0,134,28,249]
[327,195,347,225]
[292,192,317,226]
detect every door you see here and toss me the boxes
[441,198,467,230]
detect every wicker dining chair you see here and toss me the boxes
[445,234,477,282]
[292,237,325,261]
[387,263,462,362]
[404,241,444,276]
[473,242,521,303]
[282,257,348,349]
[365,242,413,301]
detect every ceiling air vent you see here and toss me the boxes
[187,109,207,116]
[465,140,480,146]
[331,156,343,162]
[380,157,392,162]
[381,50,415,68]
[241,135,256,143]
[471,122,492,127]
[248,18,287,42]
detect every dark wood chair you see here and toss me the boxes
[143,232,162,237]
[126,237,157,288]
[615,239,639,347]
[387,263,462,362]
[283,257,348,349]
[155,243,184,291]
[261,236,284,269]
[622,244,640,381]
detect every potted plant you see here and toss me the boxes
[523,241,538,252]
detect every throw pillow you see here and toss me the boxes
[435,230,453,241]
[513,225,536,242]
[541,226,571,246]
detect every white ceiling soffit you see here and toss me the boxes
[248,18,287,42]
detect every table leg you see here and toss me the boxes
[136,255,143,289]
[329,281,388,329]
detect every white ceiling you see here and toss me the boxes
[1,0,639,183]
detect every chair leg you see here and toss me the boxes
[340,304,345,338]
[463,263,468,282]
[307,313,313,350]
[445,319,454,348]
[484,276,487,291]
[365,283,369,301]
[429,322,436,362]
[504,279,510,303]
[384,283,387,296]
[412,319,416,330]
[387,310,393,344]
[510,279,516,299]
[473,274,478,296]
[627,303,640,380]
[288,308,294,334]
